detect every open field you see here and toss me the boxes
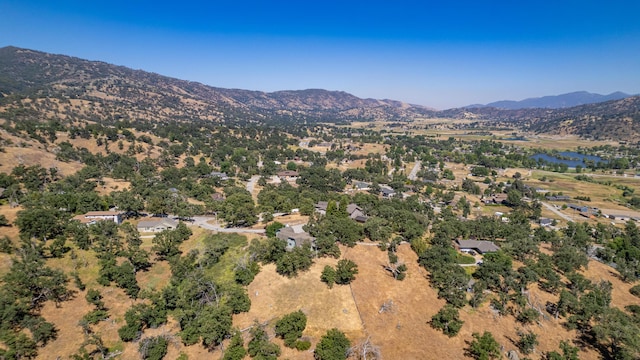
[346,243,607,359]
[235,258,365,359]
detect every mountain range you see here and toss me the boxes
[467,91,632,110]
[1,46,639,140]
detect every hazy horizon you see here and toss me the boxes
[2,0,639,109]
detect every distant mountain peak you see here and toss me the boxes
[468,91,632,110]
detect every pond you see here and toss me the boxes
[530,151,607,167]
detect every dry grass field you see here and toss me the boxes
[235,258,365,360]
[0,129,85,175]
[346,243,609,359]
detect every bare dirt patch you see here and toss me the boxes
[95,177,131,196]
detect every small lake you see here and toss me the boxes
[530,151,607,167]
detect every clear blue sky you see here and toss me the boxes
[1,0,639,109]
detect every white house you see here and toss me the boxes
[137,218,180,233]
[73,211,123,225]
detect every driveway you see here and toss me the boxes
[191,216,266,234]
[541,201,574,222]
[246,175,261,194]
[408,161,422,181]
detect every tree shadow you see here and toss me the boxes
[575,330,614,360]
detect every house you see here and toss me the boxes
[208,171,229,181]
[137,218,180,233]
[277,170,299,181]
[353,181,371,191]
[71,215,98,225]
[567,204,590,213]
[314,201,368,222]
[455,239,501,254]
[484,193,508,205]
[73,211,124,225]
[539,218,553,227]
[380,185,396,198]
[346,203,368,223]
[276,225,315,250]
[546,195,571,201]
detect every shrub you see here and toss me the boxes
[430,304,464,337]
[139,336,169,360]
[335,259,358,285]
[295,340,311,351]
[321,265,337,288]
[275,310,307,348]
[83,309,109,325]
[314,328,350,360]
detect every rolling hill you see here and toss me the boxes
[1,46,639,140]
[0,46,434,125]
[468,91,631,110]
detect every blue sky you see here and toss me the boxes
[1,0,639,109]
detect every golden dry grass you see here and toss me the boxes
[20,230,631,360]
[348,243,602,359]
[0,131,84,175]
[235,257,365,340]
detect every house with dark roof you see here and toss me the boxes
[208,171,229,181]
[484,193,508,205]
[379,185,396,198]
[567,204,590,213]
[276,225,315,250]
[137,218,179,233]
[353,181,371,191]
[455,239,501,254]
[546,195,571,201]
[315,201,368,223]
[539,218,553,227]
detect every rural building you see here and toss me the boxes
[567,204,591,213]
[207,171,229,181]
[276,170,299,181]
[484,193,508,205]
[73,211,124,225]
[137,218,179,233]
[380,185,396,198]
[546,195,571,201]
[315,201,368,222]
[353,181,371,191]
[539,218,553,227]
[455,239,501,254]
[276,225,315,250]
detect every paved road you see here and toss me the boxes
[408,161,422,181]
[192,216,266,234]
[541,201,574,222]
